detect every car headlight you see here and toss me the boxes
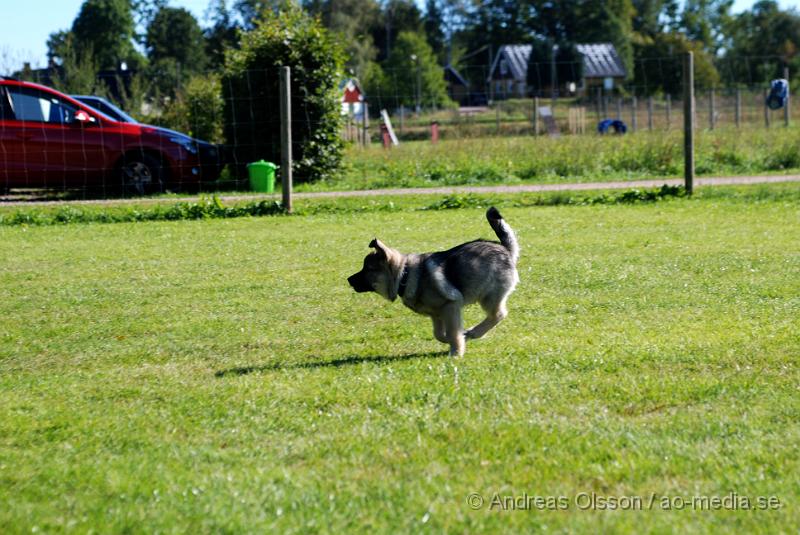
[169,136,198,155]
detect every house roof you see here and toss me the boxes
[488,42,626,82]
[444,64,469,87]
[489,45,532,81]
[576,43,627,78]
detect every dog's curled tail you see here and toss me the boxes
[486,207,519,264]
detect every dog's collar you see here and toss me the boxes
[397,266,410,298]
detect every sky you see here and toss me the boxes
[1,0,799,73]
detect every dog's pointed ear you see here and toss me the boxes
[369,238,388,258]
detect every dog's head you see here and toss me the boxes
[347,238,403,301]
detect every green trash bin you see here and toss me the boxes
[247,160,277,192]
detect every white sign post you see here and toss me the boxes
[380,109,399,146]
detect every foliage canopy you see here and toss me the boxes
[222,4,346,183]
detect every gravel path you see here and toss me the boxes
[2,174,799,207]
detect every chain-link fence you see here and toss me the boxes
[0,54,797,198]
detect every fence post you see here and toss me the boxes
[666,94,672,130]
[280,66,293,213]
[496,102,501,134]
[735,88,741,128]
[784,66,790,127]
[533,96,539,135]
[647,96,654,131]
[595,88,601,123]
[616,97,622,120]
[362,102,369,146]
[709,89,715,130]
[765,88,770,128]
[683,52,695,195]
[631,96,637,132]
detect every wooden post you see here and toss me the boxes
[784,66,790,127]
[616,97,622,120]
[683,52,695,195]
[279,66,293,213]
[666,94,672,130]
[430,121,439,144]
[631,96,637,132]
[399,106,405,135]
[362,102,369,146]
[595,87,601,123]
[533,96,539,135]
[765,88,770,128]
[647,96,654,131]
[735,89,741,128]
[709,89,715,130]
[496,102,500,134]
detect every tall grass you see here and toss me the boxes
[300,126,800,191]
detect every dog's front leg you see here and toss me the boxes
[441,303,465,357]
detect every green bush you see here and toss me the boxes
[156,75,225,143]
[222,5,345,183]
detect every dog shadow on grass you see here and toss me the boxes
[214,351,448,378]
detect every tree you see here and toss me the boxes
[373,0,423,61]
[222,4,346,183]
[47,32,105,95]
[205,0,240,71]
[631,0,679,37]
[424,0,446,62]
[233,0,282,29]
[680,0,734,55]
[46,30,73,66]
[719,1,800,85]
[382,31,452,109]
[633,31,719,94]
[146,7,207,69]
[304,0,382,78]
[71,0,140,70]
[131,0,168,43]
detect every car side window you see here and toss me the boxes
[7,87,78,124]
[0,87,14,119]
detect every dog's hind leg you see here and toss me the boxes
[465,296,509,340]
[442,303,465,357]
[431,316,449,344]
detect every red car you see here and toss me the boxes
[0,77,224,195]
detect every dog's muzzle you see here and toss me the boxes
[348,271,373,293]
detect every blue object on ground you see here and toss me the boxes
[597,119,627,134]
[767,79,789,110]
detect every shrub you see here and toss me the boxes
[155,75,224,143]
[222,5,345,183]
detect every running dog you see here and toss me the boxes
[347,207,519,356]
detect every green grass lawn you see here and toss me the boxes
[1,188,798,532]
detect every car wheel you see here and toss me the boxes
[120,152,165,196]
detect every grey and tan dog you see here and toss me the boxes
[347,207,519,356]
